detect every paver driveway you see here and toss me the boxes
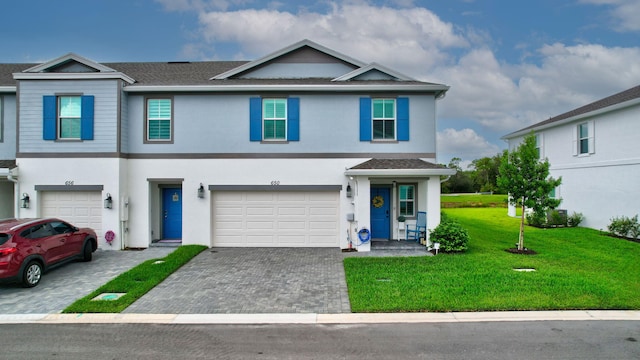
[0,247,174,314]
[124,248,353,314]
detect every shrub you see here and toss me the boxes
[526,210,546,227]
[608,215,640,239]
[430,218,470,252]
[567,212,584,227]
[548,210,568,227]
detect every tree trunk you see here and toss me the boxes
[519,202,525,250]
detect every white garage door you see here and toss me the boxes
[40,191,103,240]
[212,191,339,247]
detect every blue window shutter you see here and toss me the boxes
[287,97,300,141]
[359,97,372,141]
[250,97,262,141]
[43,96,57,140]
[397,97,409,141]
[80,95,94,140]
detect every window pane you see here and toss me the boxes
[274,100,286,118]
[59,97,81,117]
[373,120,384,139]
[580,139,589,154]
[148,120,171,139]
[274,120,286,138]
[579,123,588,138]
[263,100,275,119]
[383,99,395,118]
[264,120,275,139]
[60,118,81,138]
[148,99,171,119]
[373,100,384,118]
[384,120,395,139]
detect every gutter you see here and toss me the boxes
[123,84,451,93]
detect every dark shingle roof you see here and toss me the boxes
[0,160,16,169]
[506,85,640,137]
[0,60,435,88]
[350,158,446,170]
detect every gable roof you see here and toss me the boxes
[211,39,366,80]
[503,85,640,139]
[332,62,414,81]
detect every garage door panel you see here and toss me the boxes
[40,191,103,241]
[212,191,339,247]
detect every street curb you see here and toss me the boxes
[1,310,639,325]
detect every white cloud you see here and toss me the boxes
[579,0,640,32]
[194,2,468,75]
[437,128,501,164]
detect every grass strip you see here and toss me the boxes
[441,194,508,208]
[345,208,640,312]
[63,245,207,313]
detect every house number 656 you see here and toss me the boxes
[270,181,280,185]
[65,181,74,186]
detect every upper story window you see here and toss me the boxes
[573,120,594,156]
[372,99,395,140]
[43,95,94,141]
[535,133,543,159]
[578,123,589,154]
[359,97,409,142]
[398,184,416,217]
[249,97,299,142]
[59,96,81,139]
[145,98,173,143]
[262,99,287,140]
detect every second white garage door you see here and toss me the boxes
[212,191,339,247]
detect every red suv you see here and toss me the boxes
[0,218,98,287]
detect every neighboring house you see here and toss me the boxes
[502,85,640,231]
[0,39,454,251]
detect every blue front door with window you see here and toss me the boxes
[370,187,390,239]
[162,188,182,239]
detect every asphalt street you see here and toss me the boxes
[3,321,639,360]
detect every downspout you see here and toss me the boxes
[7,167,19,218]
[440,175,451,183]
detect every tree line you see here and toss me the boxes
[441,151,507,194]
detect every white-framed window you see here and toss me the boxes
[372,98,395,140]
[146,98,173,142]
[574,121,594,156]
[262,98,287,140]
[535,133,543,159]
[398,184,416,217]
[58,96,82,139]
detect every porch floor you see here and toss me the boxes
[370,239,426,250]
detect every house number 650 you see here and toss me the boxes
[270,181,280,185]
[65,181,74,186]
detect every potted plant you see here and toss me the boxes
[397,215,406,223]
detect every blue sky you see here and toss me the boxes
[2,0,639,166]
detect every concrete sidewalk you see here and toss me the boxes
[1,310,639,324]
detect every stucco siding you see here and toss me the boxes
[18,79,119,153]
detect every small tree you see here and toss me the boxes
[498,134,562,251]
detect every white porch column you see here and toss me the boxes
[352,177,371,251]
[425,177,442,244]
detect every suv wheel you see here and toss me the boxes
[22,261,43,288]
[82,241,93,262]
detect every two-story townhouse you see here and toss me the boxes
[1,40,454,251]
[502,85,640,231]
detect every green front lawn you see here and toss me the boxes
[344,208,640,312]
[441,193,508,208]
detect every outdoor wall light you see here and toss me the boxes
[197,183,205,198]
[346,183,352,198]
[104,193,113,209]
[21,193,30,209]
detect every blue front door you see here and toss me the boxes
[162,188,182,239]
[370,187,390,239]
